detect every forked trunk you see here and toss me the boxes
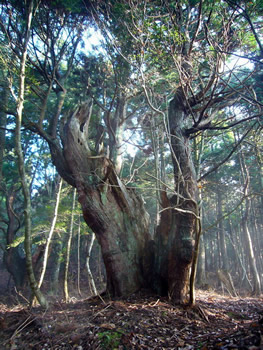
[49,98,197,303]
[51,104,152,297]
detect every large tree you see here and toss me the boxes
[87,0,262,301]
[0,0,262,303]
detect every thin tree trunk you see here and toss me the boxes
[150,114,160,228]
[189,132,204,305]
[250,201,263,286]
[242,202,261,295]
[14,0,47,308]
[38,178,63,289]
[239,152,261,295]
[196,235,206,287]
[0,81,8,182]
[86,232,98,296]
[216,201,237,297]
[98,245,104,285]
[254,121,263,231]
[237,207,252,290]
[226,226,252,290]
[217,188,229,271]
[189,216,201,305]
[49,238,63,295]
[77,215,82,296]
[64,188,76,302]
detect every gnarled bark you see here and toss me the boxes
[50,103,152,297]
[155,90,198,303]
[48,96,198,303]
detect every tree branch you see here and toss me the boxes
[199,123,256,180]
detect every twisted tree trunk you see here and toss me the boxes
[48,96,197,303]
[50,103,152,297]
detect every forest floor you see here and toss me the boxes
[0,289,262,350]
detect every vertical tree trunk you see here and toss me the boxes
[14,0,47,308]
[217,188,229,271]
[242,200,261,295]
[38,178,63,289]
[155,90,198,303]
[150,114,161,227]
[0,81,8,182]
[250,202,263,286]
[189,217,201,305]
[196,236,206,287]
[49,238,63,296]
[86,232,98,296]
[108,92,127,175]
[3,190,26,288]
[64,188,76,302]
[190,133,204,304]
[77,215,82,296]
[0,71,26,289]
[239,152,261,295]
[215,202,237,297]
[228,219,252,290]
[254,134,263,230]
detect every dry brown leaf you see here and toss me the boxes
[99,323,116,329]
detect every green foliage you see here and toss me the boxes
[238,31,258,53]
[98,330,124,349]
[48,0,83,12]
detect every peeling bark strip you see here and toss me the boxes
[54,103,152,297]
